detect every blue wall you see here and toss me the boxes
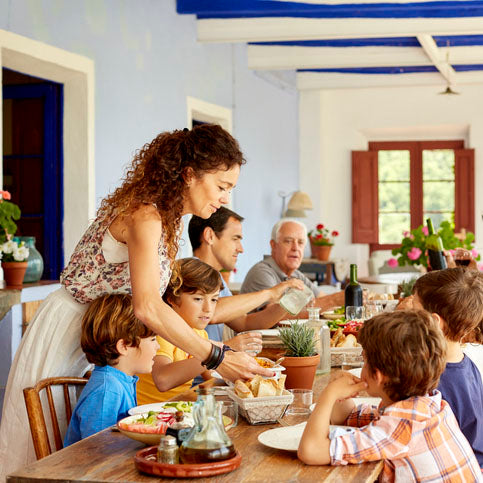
[0,0,299,280]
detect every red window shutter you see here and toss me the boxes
[352,151,378,243]
[454,149,475,234]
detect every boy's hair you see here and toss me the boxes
[413,267,483,344]
[188,206,244,251]
[163,257,222,305]
[358,310,446,402]
[81,294,155,366]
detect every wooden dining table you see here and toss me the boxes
[7,374,383,483]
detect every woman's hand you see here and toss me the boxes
[216,350,274,381]
[225,331,262,353]
[267,278,305,303]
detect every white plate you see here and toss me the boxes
[258,329,280,336]
[278,319,308,327]
[128,401,193,416]
[258,422,355,452]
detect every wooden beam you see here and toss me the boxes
[417,34,456,84]
[197,17,483,43]
[248,45,430,70]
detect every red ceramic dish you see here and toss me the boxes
[135,446,242,478]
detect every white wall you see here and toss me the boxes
[0,1,299,275]
[300,85,483,276]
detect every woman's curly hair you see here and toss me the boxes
[97,124,245,268]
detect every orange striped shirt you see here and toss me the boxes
[330,391,482,482]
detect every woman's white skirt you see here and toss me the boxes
[0,288,91,479]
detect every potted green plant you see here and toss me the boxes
[1,239,29,288]
[0,190,21,244]
[278,323,320,390]
[308,223,339,261]
[388,221,480,269]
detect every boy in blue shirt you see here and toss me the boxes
[64,294,159,446]
[413,267,483,469]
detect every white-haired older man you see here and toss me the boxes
[240,219,344,312]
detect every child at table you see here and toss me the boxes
[64,294,159,446]
[298,310,482,482]
[413,267,483,469]
[136,258,222,403]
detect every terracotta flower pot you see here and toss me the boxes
[282,354,320,390]
[2,261,28,289]
[310,241,332,261]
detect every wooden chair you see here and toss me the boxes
[23,375,90,460]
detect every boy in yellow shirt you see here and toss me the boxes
[137,258,222,403]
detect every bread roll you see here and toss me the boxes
[234,380,253,398]
[275,375,286,396]
[338,333,358,348]
[249,375,263,397]
[257,379,277,397]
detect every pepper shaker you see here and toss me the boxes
[157,434,179,464]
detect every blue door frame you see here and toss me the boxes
[3,82,64,279]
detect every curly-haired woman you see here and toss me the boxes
[0,125,275,476]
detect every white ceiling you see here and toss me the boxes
[177,1,483,90]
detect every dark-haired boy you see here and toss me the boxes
[64,294,158,446]
[413,267,483,468]
[298,311,482,482]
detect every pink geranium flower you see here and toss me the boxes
[471,248,479,258]
[0,190,11,200]
[387,258,398,268]
[421,226,429,236]
[403,231,410,238]
[407,247,422,260]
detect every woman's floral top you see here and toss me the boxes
[60,214,171,304]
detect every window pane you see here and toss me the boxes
[379,213,410,244]
[423,149,454,180]
[423,212,453,231]
[379,182,410,212]
[423,181,455,211]
[378,151,410,181]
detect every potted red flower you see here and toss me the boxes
[308,223,339,261]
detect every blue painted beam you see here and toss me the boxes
[298,64,483,73]
[177,0,483,19]
[250,35,483,47]
[298,66,440,74]
[249,38,421,47]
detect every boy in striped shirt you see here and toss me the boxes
[298,310,482,482]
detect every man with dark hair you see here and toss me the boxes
[188,207,302,349]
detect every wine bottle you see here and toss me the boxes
[344,264,363,317]
[426,218,447,271]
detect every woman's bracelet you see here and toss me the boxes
[202,343,233,370]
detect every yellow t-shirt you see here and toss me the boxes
[136,328,208,404]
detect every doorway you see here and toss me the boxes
[2,68,64,279]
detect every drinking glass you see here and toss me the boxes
[279,285,314,316]
[364,301,383,319]
[218,400,238,429]
[453,248,472,267]
[345,305,365,321]
[238,331,262,356]
[286,389,313,415]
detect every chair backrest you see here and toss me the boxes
[23,375,90,460]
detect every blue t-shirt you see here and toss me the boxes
[64,365,138,446]
[205,277,232,343]
[438,355,483,468]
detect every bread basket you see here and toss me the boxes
[226,388,293,425]
[330,346,363,367]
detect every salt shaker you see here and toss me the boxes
[157,434,179,464]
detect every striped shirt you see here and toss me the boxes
[330,390,482,482]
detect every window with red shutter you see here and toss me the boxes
[352,141,474,252]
